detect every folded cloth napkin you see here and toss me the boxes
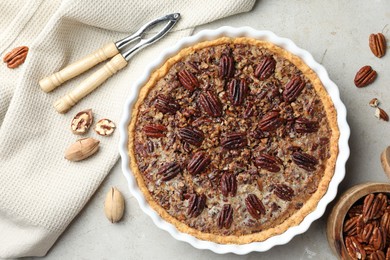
[0,0,255,257]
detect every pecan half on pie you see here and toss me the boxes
[128,37,339,244]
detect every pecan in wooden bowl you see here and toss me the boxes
[327,182,390,259]
[119,27,350,254]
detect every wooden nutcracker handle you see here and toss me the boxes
[53,54,127,113]
[39,42,119,93]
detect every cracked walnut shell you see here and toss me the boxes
[94,118,116,136]
[71,109,93,134]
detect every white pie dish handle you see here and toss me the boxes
[118,27,350,254]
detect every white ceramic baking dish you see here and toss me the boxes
[119,27,350,254]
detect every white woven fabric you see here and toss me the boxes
[0,0,255,258]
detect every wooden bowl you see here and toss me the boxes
[327,182,390,259]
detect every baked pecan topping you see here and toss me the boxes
[295,117,319,133]
[254,153,282,173]
[386,248,390,260]
[258,111,283,132]
[143,124,167,137]
[354,65,377,88]
[255,56,276,80]
[221,132,247,150]
[256,178,263,192]
[220,172,237,197]
[245,194,266,219]
[198,91,223,117]
[273,184,294,201]
[187,152,211,175]
[157,162,181,181]
[287,145,302,153]
[219,54,235,79]
[228,78,248,106]
[3,46,28,68]
[155,94,180,114]
[345,236,366,260]
[292,151,318,171]
[178,69,199,91]
[146,140,154,153]
[187,193,206,218]
[243,102,255,118]
[369,33,386,58]
[283,75,305,102]
[218,204,233,229]
[178,127,204,147]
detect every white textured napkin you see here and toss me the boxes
[0,0,255,258]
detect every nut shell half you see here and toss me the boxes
[381,146,390,179]
[95,118,116,136]
[71,109,93,135]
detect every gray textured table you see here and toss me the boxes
[32,1,390,259]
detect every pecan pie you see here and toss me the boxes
[128,37,339,244]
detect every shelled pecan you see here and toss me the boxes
[187,193,206,218]
[369,33,386,58]
[228,78,247,106]
[255,56,276,80]
[143,124,167,137]
[283,75,305,102]
[187,152,211,175]
[220,172,237,197]
[254,153,282,173]
[155,94,180,114]
[178,69,199,91]
[273,184,294,201]
[178,127,204,147]
[219,54,235,79]
[221,132,247,150]
[3,46,28,68]
[354,66,377,88]
[258,111,283,132]
[245,194,265,219]
[218,204,233,229]
[158,162,181,181]
[292,151,318,171]
[198,91,223,117]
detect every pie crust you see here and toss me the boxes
[128,37,339,244]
